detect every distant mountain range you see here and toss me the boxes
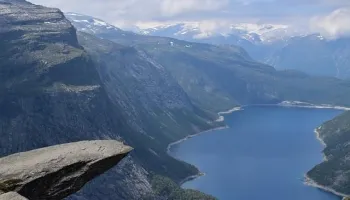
[133,22,350,79]
[66,12,350,109]
[136,22,300,44]
[65,13,306,44]
[86,17,348,79]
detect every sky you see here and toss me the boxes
[29,0,350,38]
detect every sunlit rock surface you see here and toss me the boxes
[0,140,132,200]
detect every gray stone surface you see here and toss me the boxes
[0,140,132,200]
[0,192,28,200]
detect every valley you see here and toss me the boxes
[170,106,343,200]
[1,1,350,199]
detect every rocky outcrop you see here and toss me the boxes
[0,140,132,200]
[0,192,28,200]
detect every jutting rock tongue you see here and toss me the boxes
[0,140,133,200]
[0,192,28,200]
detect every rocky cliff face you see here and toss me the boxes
[76,32,221,184]
[0,1,218,199]
[0,1,154,199]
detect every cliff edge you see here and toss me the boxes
[0,140,132,200]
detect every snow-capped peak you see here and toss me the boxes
[65,12,121,34]
[136,22,304,44]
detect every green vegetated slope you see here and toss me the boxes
[307,111,350,197]
[152,176,216,200]
[152,175,217,200]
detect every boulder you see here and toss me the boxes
[0,140,132,200]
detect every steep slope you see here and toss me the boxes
[0,1,219,200]
[0,1,154,199]
[76,32,221,181]
[265,35,350,78]
[307,111,350,198]
[67,15,350,113]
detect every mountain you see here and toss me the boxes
[264,34,350,78]
[127,20,350,79]
[0,1,219,200]
[64,12,124,35]
[65,13,298,45]
[307,111,350,198]
[67,13,350,111]
[0,1,154,199]
[136,22,299,45]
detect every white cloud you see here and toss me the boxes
[310,8,350,39]
[160,0,228,16]
[28,0,350,35]
[192,20,232,38]
[29,0,228,19]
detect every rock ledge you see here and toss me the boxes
[0,140,132,200]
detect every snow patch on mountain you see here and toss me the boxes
[137,22,305,44]
[65,12,121,34]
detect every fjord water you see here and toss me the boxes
[169,106,343,200]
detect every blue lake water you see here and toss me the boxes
[169,106,343,200]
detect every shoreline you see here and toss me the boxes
[278,101,350,111]
[167,102,350,189]
[315,128,329,162]
[314,127,327,148]
[216,107,242,122]
[167,106,241,185]
[179,172,206,185]
[166,125,229,155]
[167,125,229,185]
[304,175,348,199]
[306,118,348,199]
[217,107,242,115]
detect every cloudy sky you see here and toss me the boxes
[30,0,350,38]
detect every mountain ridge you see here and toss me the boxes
[67,12,350,110]
[0,2,219,200]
